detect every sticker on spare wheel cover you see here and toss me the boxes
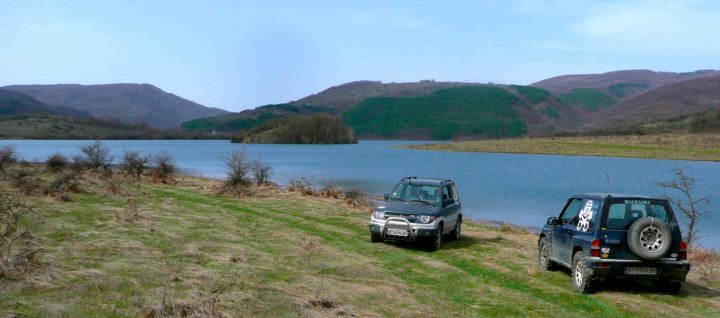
[577,200,593,232]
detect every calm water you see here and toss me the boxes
[2,139,719,249]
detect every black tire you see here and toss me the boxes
[449,217,462,241]
[538,237,557,271]
[653,280,682,294]
[628,217,672,261]
[370,231,382,243]
[428,225,443,251]
[572,251,596,294]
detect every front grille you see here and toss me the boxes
[385,213,417,223]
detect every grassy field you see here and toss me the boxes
[405,134,720,162]
[2,169,720,317]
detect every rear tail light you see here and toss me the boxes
[591,239,601,257]
[678,241,687,260]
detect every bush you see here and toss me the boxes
[70,155,85,174]
[79,141,112,170]
[122,150,150,179]
[44,173,81,198]
[151,153,176,183]
[46,153,68,173]
[8,168,41,195]
[250,159,273,186]
[221,151,253,194]
[0,194,43,279]
[344,189,370,209]
[0,145,18,172]
[287,177,314,195]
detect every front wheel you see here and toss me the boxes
[428,225,443,251]
[370,231,382,243]
[572,251,596,294]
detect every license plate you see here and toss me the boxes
[625,267,657,276]
[386,229,408,237]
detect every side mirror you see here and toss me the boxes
[443,198,455,207]
[547,217,558,226]
[383,193,389,201]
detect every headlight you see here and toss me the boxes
[417,215,436,224]
[373,211,385,219]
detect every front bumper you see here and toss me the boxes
[585,257,691,282]
[369,216,438,241]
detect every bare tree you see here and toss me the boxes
[122,150,150,179]
[0,145,18,172]
[653,168,710,248]
[151,153,176,183]
[79,141,112,170]
[249,159,273,186]
[222,151,253,193]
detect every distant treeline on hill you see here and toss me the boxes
[232,113,357,144]
[342,86,526,139]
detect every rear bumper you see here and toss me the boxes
[585,257,690,282]
[369,217,439,241]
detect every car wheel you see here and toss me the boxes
[370,231,382,243]
[653,280,682,294]
[628,217,672,261]
[428,225,443,251]
[572,251,596,294]
[537,237,556,271]
[449,218,462,241]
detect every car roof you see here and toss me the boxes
[399,176,453,186]
[572,193,662,200]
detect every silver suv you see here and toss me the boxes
[368,177,463,251]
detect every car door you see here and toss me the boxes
[442,185,460,233]
[552,198,583,265]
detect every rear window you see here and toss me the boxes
[603,199,672,230]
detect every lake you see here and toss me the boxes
[2,139,719,249]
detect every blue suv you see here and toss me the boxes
[368,177,462,251]
[538,194,691,293]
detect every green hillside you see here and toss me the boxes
[0,115,170,139]
[181,104,333,135]
[509,85,551,104]
[558,88,617,111]
[342,86,526,139]
[233,113,356,144]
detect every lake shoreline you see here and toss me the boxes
[403,133,720,162]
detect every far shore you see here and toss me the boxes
[403,133,720,162]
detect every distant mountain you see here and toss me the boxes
[531,69,720,96]
[0,89,89,117]
[583,75,720,130]
[2,84,228,128]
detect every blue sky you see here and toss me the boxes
[1,0,719,112]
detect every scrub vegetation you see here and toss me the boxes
[406,134,720,162]
[1,146,720,317]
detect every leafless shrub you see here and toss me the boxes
[8,168,41,195]
[653,168,709,247]
[69,155,85,174]
[0,145,18,172]
[689,248,720,282]
[249,159,273,186]
[105,174,123,195]
[220,151,253,195]
[45,153,68,173]
[343,189,370,209]
[319,182,342,199]
[151,153,176,183]
[44,173,81,199]
[0,194,43,279]
[122,150,150,179]
[79,141,112,170]
[141,276,236,318]
[288,177,315,195]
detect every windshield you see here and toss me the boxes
[604,199,673,230]
[389,183,441,205]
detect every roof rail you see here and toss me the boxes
[401,176,417,182]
